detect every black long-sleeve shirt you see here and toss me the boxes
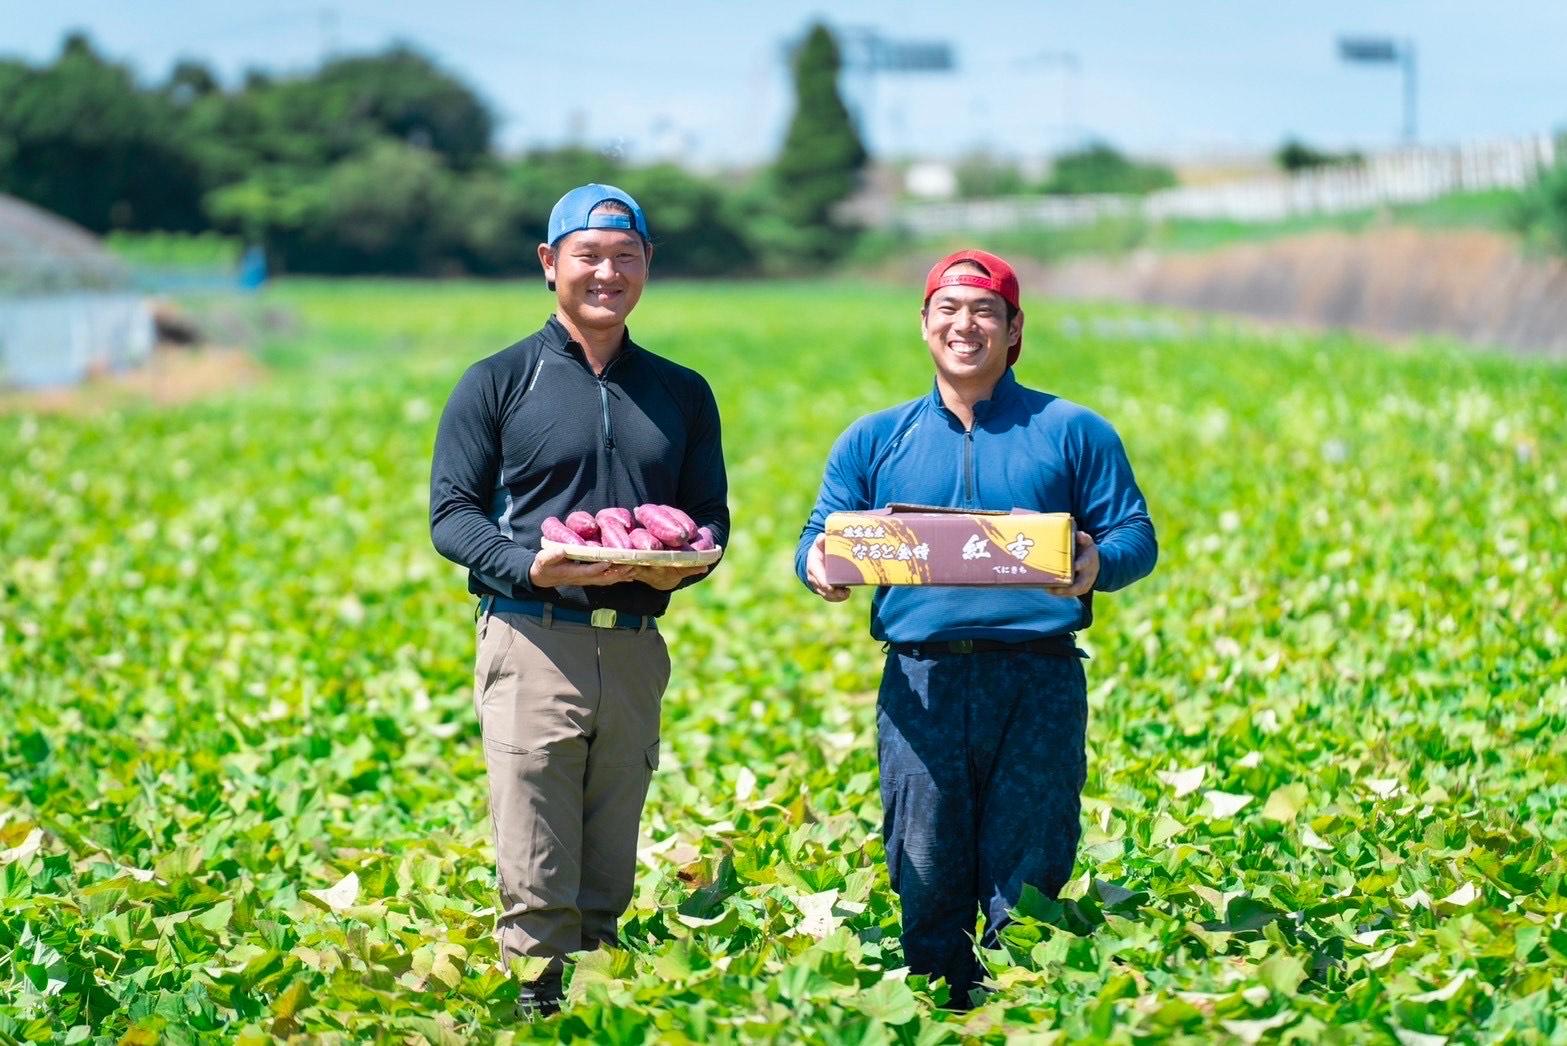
[430,316,729,617]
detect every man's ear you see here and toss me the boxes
[919,306,929,338]
[1009,311,1024,349]
[537,242,556,286]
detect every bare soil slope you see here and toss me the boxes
[1035,228,1567,357]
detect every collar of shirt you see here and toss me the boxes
[543,314,639,366]
[926,367,1020,427]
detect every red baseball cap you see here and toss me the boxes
[922,248,1025,365]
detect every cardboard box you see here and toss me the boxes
[823,504,1075,586]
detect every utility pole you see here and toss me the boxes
[1337,36,1418,144]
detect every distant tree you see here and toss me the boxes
[165,59,220,106]
[314,47,494,170]
[497,149,757,276]
[506,147,623,236]
[175,45,494,190]
[1276,137,1363,172]
[0,34,205,231]
[618,163,756,275]
[953,152,1030,199]
[440,171,536,274]
[208,141,457,274]
[763,22,868,265]
[1041,142,1176,196]
[1511,159,1567,256]
[0,32,772,276]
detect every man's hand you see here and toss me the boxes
[806,534,852,603]
[1044,530,1099,597]
[626,563,710,591]
[529,545,636,589]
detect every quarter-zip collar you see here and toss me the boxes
[544,314,638,372]
[927,367,1018,429]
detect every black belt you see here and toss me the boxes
[483,596,657,632]
[886,634,1084,659]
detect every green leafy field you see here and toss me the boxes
[3,280,1565,1043]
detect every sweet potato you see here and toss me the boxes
[628,528,665,551]
[596,507,634,531]
[665,506,698,540]
[689,526,716,551]
[598,516,632,549]
[564,511,600,541]
[540,517,585,545]
[634,504,692,547]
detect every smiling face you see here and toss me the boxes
[537,225,651,335]
[920,262,1022,393]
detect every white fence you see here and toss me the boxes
[0,293,154,389]
[893,135,1559,235]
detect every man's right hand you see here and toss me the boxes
[805,534,852,603]
[528,545,636,589]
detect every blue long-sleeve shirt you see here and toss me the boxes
[795,370,1156,644]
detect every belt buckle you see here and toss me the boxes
[951,639,974,654]
[589,608,618,629]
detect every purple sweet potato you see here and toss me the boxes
[541,517,585,545]
[688,525,716,551]
[564,511,600,541]
[634,504,692,547]
[628,528,665,551]
[598,516,632,549]
[596,507,634,531]
[665,506,698,539]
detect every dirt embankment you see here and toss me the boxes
[1033,228,1567,357]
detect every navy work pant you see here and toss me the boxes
[877,649,1088,1006]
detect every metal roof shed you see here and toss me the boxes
[0,194,154,388]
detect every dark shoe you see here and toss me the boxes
[513,970,564,1021]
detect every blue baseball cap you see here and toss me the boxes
[546,183,650,247]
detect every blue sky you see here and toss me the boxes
[6,1,1565,166]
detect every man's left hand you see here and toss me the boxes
[1044,530,1098,597]
[627,563,710,591]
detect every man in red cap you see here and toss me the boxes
[795,249,1157,1008]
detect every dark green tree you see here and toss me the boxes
[313,47,494,170]
[0,33,205,231]
[1275,137,1362,172]
[1512,158,1567,256]
[0,31,768,276]
[207,140,458,275]
[164,59,220,107]
[178,45,494,189]
[1041,142,1176,196]
[618,163,756,275]
[763,22,868,265]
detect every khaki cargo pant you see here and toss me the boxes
[473,607,669,965]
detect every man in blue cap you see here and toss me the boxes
[430,184,729,1017]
